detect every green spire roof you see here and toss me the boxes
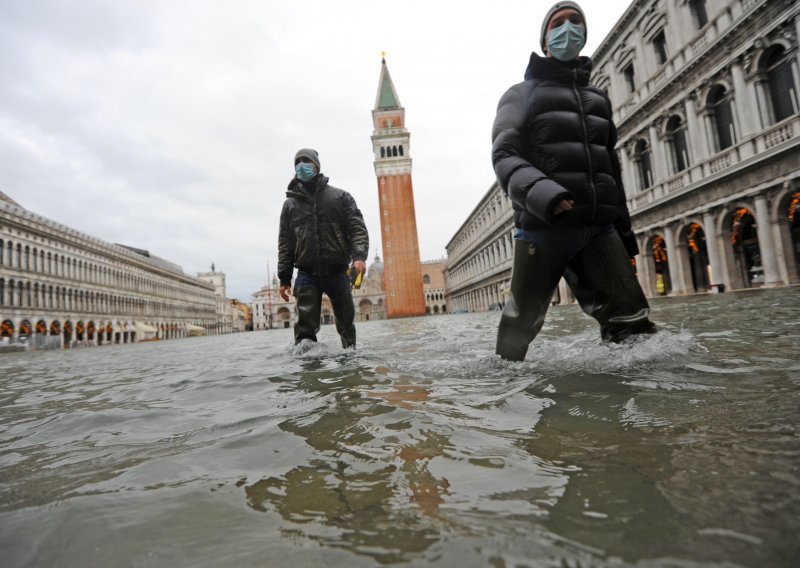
[375,57,401,110]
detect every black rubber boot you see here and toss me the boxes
[564,230,656,342]
[331,290,357,348]
[294,286,322,344]
[496,239,567,361]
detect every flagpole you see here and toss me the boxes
[266,260,273,330]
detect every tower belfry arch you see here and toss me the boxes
[371,56,426,318]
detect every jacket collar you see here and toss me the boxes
[524,52,593,85]
[286,174,329,199]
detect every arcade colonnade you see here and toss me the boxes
[0,199,218,350]
[636,182,800,296]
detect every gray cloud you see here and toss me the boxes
[2,0,632,300]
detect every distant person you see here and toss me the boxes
[278,148,369,349]
[491,1,656,361]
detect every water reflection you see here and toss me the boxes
[245,365,446,562]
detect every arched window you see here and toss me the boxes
[763,46,797,124]
[380,147,385,158]
[392,146,398,157]
[666,116,689,173]
[423,274,431,284]
[398,145,404,156]
[708,85,735,151]
[634,139,653,190]
[689,0,708,29]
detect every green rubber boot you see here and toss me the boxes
[564,230,656,342]
[496,239,567,361]
[294,286,322,345]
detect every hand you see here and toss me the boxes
[352,260,366,275]
[279,285,292,302]
[554,199,574,215]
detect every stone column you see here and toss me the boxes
[619,146,637,195]
[648,124,667,184]
[754,195,782,286]
[684,93,709,163]
[731,58,758,138]
[663,225,686,295]
[703,211,724,289]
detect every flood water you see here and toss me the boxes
[1,287,799,567]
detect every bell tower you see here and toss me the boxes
[371,56,426,318]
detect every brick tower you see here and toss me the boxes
[371,57,426,318]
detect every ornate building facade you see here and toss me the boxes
[421,260,447,315]
[446,0,799,310]
[371,57,426,318]
[0,193,218,350]
[593,0,799,294]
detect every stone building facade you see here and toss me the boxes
[0,193,217,350]
[593,0,799,294]
[445,183,513,313]
[446,0,799,310]
[421,260,447,315]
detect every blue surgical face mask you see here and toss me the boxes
[547,21,586,62]
[295,162,316,182]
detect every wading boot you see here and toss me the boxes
[564,230,656,342]
[496,240,567,361]
[294,286,322,345]
[332,298,357,349]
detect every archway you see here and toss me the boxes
[19,320,31,343]
[50,321,61,336]
[730,207,762,287]
[63,321,73,348]
[87,321,96,342]
[76,321,85,342]
[358,299,373,322]
[685,223,710,292]
[1,320,13,341]
[786,191,800,281]
[651,235,671,295]
[277,307,292,328]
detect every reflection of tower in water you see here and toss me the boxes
[370,56,426,318]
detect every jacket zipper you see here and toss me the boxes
[573,68,597,221]
[312,191,320,267]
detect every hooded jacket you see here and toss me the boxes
[491,53,635,247]
[277,174,369,286]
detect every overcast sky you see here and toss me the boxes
[2,0,634,300]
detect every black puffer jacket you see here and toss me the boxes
[278,175,369,285]
[492,53,635,248]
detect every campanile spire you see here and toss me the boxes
[370,56,426,318]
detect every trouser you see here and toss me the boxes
[496,226,655,361]
[294,270,357,348]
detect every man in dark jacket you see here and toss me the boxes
[278,148,369,349]
[491,1,655,361]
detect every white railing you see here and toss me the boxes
[627,114,799,213]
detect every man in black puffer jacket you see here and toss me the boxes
[492,1,655,361]
[278,148,369,349]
